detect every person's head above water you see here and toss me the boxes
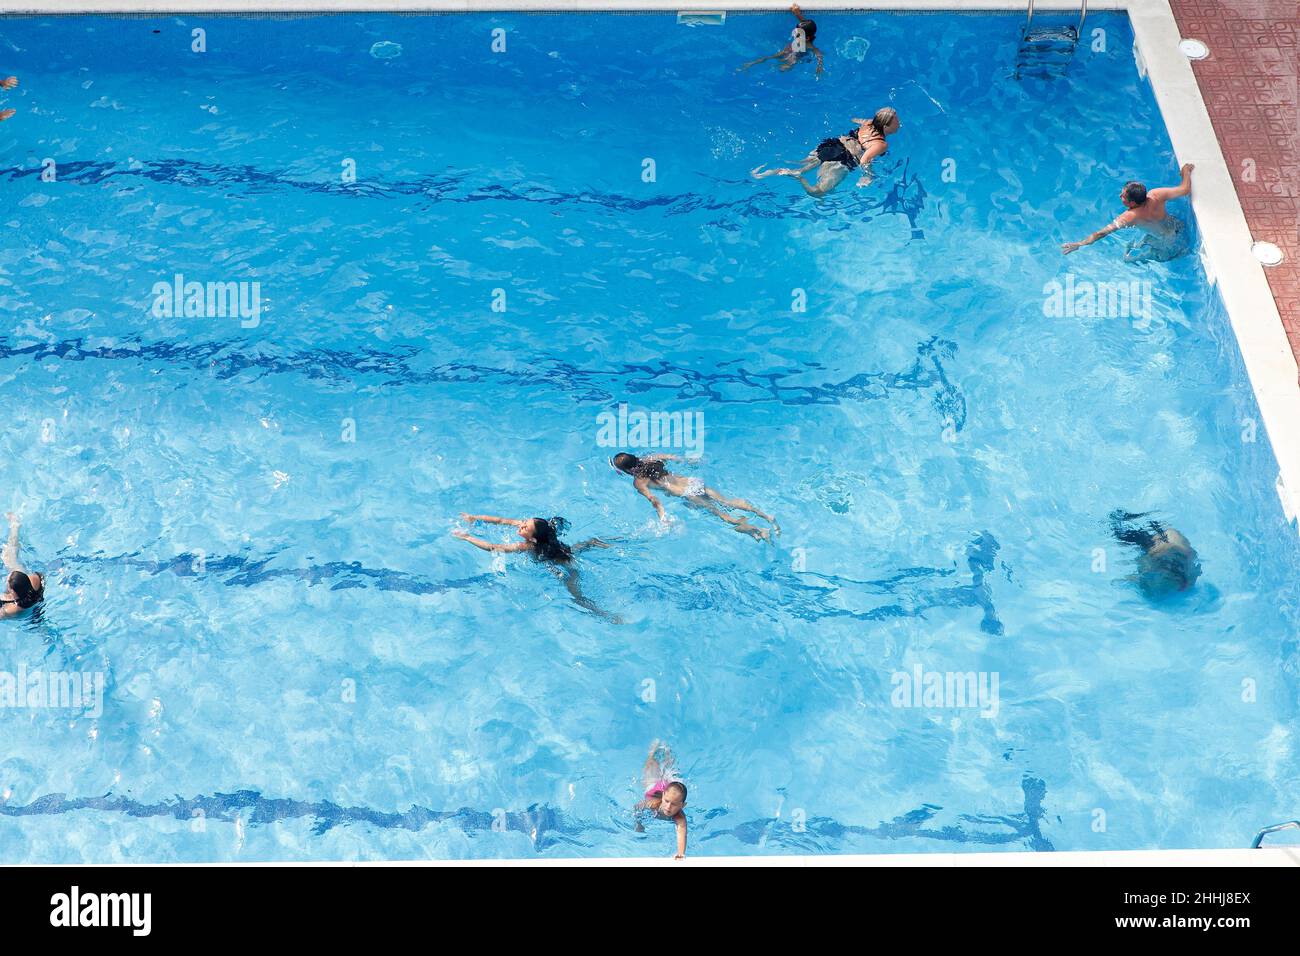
[657,781,688,817]
[7,570,44,609]
[796,18,817,43]
[870,107,901,136]
[612,452,667,480]
[1121,181,1148,207]
[519,516,572,563]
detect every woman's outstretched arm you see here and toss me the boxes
[459,513,524,527]
[451,530,529,553]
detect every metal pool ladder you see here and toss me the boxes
[1015,0,1088,79]
[1251,820,1300,848]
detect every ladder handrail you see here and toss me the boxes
[1251,820,1300,848]
[1026,0,1089,34]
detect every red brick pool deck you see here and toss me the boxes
[1167,0,1299,355]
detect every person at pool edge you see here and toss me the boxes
[452,512,621,622]
[612,452,779,542]
[1062,164,1194,261]
[752,107,901,198]
[739,4,824,76]
[0,75,18,123]
[635,740,688,859]
[2,513,45,619]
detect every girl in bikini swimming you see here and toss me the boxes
[452,513,621,622]
[611,452,779,542]
[752,106,902,198]
[634,740,688,859]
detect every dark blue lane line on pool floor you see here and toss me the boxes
[0,335,964,425]
[45,530,1002,636]
[633,532,1003,635]
[0,774,1051,853]
[0,157,926,230]
[703,775,1052,852]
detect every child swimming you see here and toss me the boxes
[1062,164,1194,262]
[611,452,779,542]
[634,740,688,859]
[452,513,621,622]
[739,4,825,76]
[0,75,17,123]
[751,107,901,198]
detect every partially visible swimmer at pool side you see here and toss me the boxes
[751,107,900,198]
[1109,509,1201,600]
[1062,164,1194,262]
[739,4,825,77]
[634,739,688,859]
[452,513,621,622]
[0,75,17,122]
[2,512,45,619]
[611,452,779,542]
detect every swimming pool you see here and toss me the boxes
[1,9,1298,860]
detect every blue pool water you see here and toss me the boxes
[1,11,1298,861]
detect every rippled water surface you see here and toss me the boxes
[1,12,1298,860]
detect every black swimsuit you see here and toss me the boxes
[816,131,861,170]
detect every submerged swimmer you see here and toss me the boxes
[0,75,17,122]
[2,513,45,619]
[752,107,901,198]
[612,452,779,542]
[1062,164,1194,262]
[739,4,825,76]
[1109,509,1201,599]
[634,740,688,859]
[452,513,620,622]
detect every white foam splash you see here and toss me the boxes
[841,36,871,62]
[888,79,948,115]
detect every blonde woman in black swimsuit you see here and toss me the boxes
[752,107,901,198]
[1,513,44,619]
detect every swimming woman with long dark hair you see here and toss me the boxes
[738,4,825,76]
[2,512,45,620]
[452,513,620,622]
